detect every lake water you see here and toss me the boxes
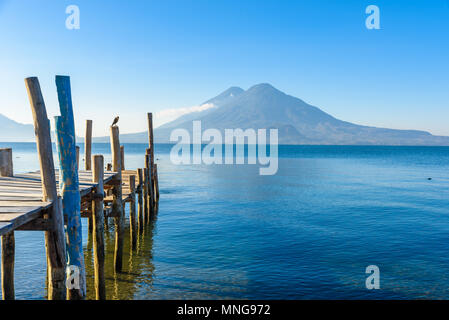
[1,142,449,299]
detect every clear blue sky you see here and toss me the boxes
[0,0,448,136]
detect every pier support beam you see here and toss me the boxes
[85,120,93,171]
[137,168,144,232]
[143,167,149,224]
[92,155,106,300]
[25,77,67,300]
[154,163,160,212]
[129,175,137,250]
[121,145,125,171]
[0,148,13,177]
[55,75,86,300]
[110,125,124,272]
[76,146,80,171]
[145,152,154,220]
[1,232,14,300]
[147,113,158,210]
[0,148,15,300]
[85,120,94,232]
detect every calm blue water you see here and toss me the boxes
[1,142,449,299]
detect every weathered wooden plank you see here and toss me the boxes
[16,218,50,231]
[0,206,43,214]
[0,205,46,236]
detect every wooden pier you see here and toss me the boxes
[0,76,159,300]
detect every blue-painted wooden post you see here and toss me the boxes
[54,75,86,300]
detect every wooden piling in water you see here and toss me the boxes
[147,113,158,209]
[0,148,13,177]
[85,120,93,171]
[121,146,125,171]
[84,121,94,233]
[143,168,149,224]
[0,148,14,300]
[137,168,144,232]
[1,231,14,300]
[110,125,124,272]
[25,77,67,300]
[154,163,160,213]
[129,175,137,250]
[92,155,106,300]
[54,75,86,300]
[76,146,80,171]
[145,151,154,220]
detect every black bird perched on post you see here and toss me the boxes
[112,116,119,126]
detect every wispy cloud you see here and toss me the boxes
[153,103,216,128]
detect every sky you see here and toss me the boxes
[0,0,448,137]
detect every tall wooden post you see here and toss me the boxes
[137,168,144,232]
[25,77,67,300]
[154,164,160,200]
[92,155,106,300]
[85,120,93,170]
[143,168,149,225]
[147,113,155,166]
[1,232,14,300]
[54,75,86,300]
[110,125,124,272]
[120,145,125,171]
[145,151,154,220]
[147,113,158,207]
[129,175,137,250]
[76,146,80,171]
[154,163,160,214]
[0,148,14,300]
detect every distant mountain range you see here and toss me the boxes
[2,84,449,145]
[0,114,36,142]
[95,83,449,145]
[0,114,82,142]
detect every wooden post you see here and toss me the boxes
[143,168,149,225]
[107,163,112,171]
[0,148,13,177]
[1,232,14,300]
[76,146,80,171]
[85,120,93,171]
[147,113,158,207]
[147,113,155,165]
[92,155,106,300]
[154,164,160,200]
[120,145,125,171]
[145,152,154,220]
[25,77,67,300]
[0,150,14,300]
[54,75,86,300]
[110,125,124,272]
[129,175,137,250]
[137,168,144,232]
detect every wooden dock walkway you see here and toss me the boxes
[0,75,159,300]
[0,170,117,236]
